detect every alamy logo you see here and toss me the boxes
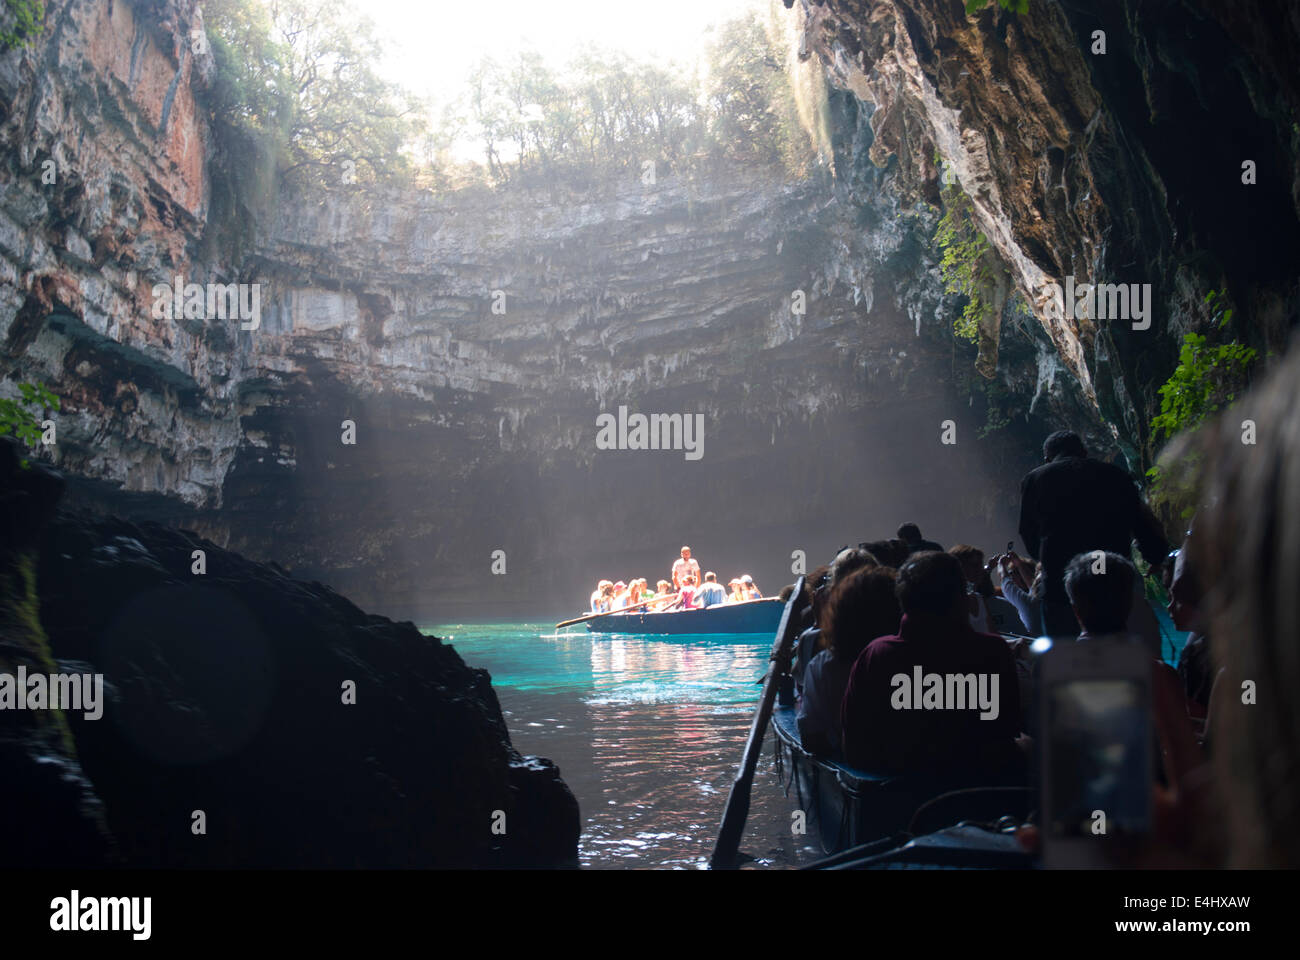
[890,666,1000,720]
[595,405,704,461]
[0,668,103,720]
[151,275,261,330]
[50,891,151,940]
[1037,274,1151,330]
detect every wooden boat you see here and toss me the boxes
[770,704,1029,858]
[582,596,784,635]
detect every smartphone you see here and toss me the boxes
[1006,540,1015,554]
[1037,639,1153,868]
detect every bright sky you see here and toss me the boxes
[360,0,768,103]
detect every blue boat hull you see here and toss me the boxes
[583,598,784,635]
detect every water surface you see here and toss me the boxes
[427,622,818,869]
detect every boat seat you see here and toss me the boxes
[771,706,1028,850]
[815,824,1034,870]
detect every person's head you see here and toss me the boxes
[741,574,754,588]
[1043,430,1087,462]
[1190,344,1300,866]
[947,544,989,591]
[778,584,795,602]
[895,551,968,623]
[602,582,614,597]
[1063,551,1135,635]
[830,547,878,587]
[704,571,717,583]
[656,579,671,593]
[803,564,832,623]
[680,546,691,560]
[897,523,922,543]
[824,566,903,662]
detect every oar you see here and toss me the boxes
[554,595,674,630]
[710,576,806,869]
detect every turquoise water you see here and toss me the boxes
[426,622,818,869]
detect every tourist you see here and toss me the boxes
[672,546,701,591]
[590,579,613,613]
[728,578,745,602]
[793,565,831,696]
[612,580,629,609]
[861,539,910,567]
[696,572,728,608]
[673,574,698,611]
[740,574,761,599]
[897,522,944,558]
[1062,551,1140,643]
[949,544,1027,635]
[1017,430,1170,636]
[995,551,1042,636]
[840,551,1022,776]
[798,567,901,759]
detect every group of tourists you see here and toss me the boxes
[774,390,1300,869]
[588,546,761,614]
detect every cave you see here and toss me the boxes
[2,0,1299,893]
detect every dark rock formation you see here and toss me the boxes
[0,439,579,868]
[0,439,114,867]
[791,0,1300,468]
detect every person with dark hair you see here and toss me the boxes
[860,538,909,567]
[1018,430,1170,637]
[950,543,1027,635]
[840,551,1022,776]
[795,552,877,695]
[797,567,901,758]
[1062,551,1136,640]
[897,523,944,557]
[793,564,832,696]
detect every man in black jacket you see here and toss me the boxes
[1018,431,1169,636]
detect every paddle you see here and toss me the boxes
[709,576,806,869]
[554,595,675,630]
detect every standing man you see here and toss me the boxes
[1018,430,1169,636]
[671,546,701,591]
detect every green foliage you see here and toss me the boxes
[204,0,420,190]
[0,0,43,51]
[965,0,1030,13]
[1145,289,1256,520]
[1149,291,1255,443]
[933,178,994,343]
[0,382,58,455]
[452,11,815,189]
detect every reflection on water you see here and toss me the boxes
[427,623,820,869]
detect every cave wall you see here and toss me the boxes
[791,0,1300,469]
[10,0,1266,619]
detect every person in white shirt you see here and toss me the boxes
[671,546,701,590]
